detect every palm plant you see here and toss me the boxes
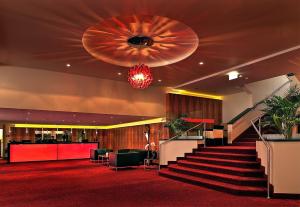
[262,86,300,139]
[165,114,191,136]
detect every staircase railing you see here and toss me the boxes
[227,78,292,143]
[158,122,205,171]
[252,79,292,110]
[228,78,292,125]
[251,116,271,199]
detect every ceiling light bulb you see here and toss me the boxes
[199,62,204,65]
[227,71,239,80]
[133,73,145,80]
[158,79,162,82]
[66,63,71,67]
[117,72,122,76]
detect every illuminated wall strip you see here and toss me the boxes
[168,89,222,100]
[13,117,166,130]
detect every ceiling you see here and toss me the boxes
[0,108,155,125]
[1,0,300,94]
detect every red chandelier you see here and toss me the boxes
[128,64,153,89]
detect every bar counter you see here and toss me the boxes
[8,142,98,163]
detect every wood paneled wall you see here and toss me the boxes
[100,123,169,151]
[2,94,221,151]
[166,93,222,125]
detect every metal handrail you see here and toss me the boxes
[227,79,292,126]
[251,117,271,199]
[246,79,292,198]
[158,122,205,170]
[160,122,205,145]
[252,79,292,110]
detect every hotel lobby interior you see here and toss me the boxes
[0,0,300,206]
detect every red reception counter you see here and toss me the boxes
[8,143,98,163]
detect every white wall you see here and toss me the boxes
[245,75,290,105]
[256,141,300,194]
[223,75,291,123]
[0,66,167,117]
[222,92,252,123]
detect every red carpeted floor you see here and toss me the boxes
[0,160,299,207]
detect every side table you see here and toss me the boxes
[144,158,157,170]
[98,154,109,166]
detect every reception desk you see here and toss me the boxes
[8,143,98,163]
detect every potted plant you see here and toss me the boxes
[262,86,300,139]
[165,115,191,136]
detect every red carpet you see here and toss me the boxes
[159,127,272,196]
[0,160,299,207]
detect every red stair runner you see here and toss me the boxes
[159,127,269,196]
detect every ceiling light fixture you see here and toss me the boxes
[128,64,153,89]
[158,79,162,82]
[199,62,204,65]
[117,72,122,76]
[227,71,239,80]
[126,35,154,89]
[66,63,71,68]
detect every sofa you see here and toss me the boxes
[109,149,155,170]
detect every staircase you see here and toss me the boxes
[159,127,269,196]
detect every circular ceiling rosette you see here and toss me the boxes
[82,15,199,67]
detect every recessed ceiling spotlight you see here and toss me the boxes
[66,63,71,68]
[239,74,243,78]
[227,71,239,80]
[117,72,122,76]
[199,62,204,65]
[245,77,249,80]
[158,79,162,82]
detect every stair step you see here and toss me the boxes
[159,169,267,196]
[194,151,257,161]
[177,160,264,177]
[185,155,261,168]
[200,146,256,154]
[168,164,267,186]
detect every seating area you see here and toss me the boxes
[1,1,300,206]
[90,148,158,170]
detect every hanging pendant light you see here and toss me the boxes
[128,64,153,89]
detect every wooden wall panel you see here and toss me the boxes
[166,94,222,125]
[101,123,169,151]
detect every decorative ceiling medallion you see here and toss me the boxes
[128,64,153,89]
[82,15,199,67]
